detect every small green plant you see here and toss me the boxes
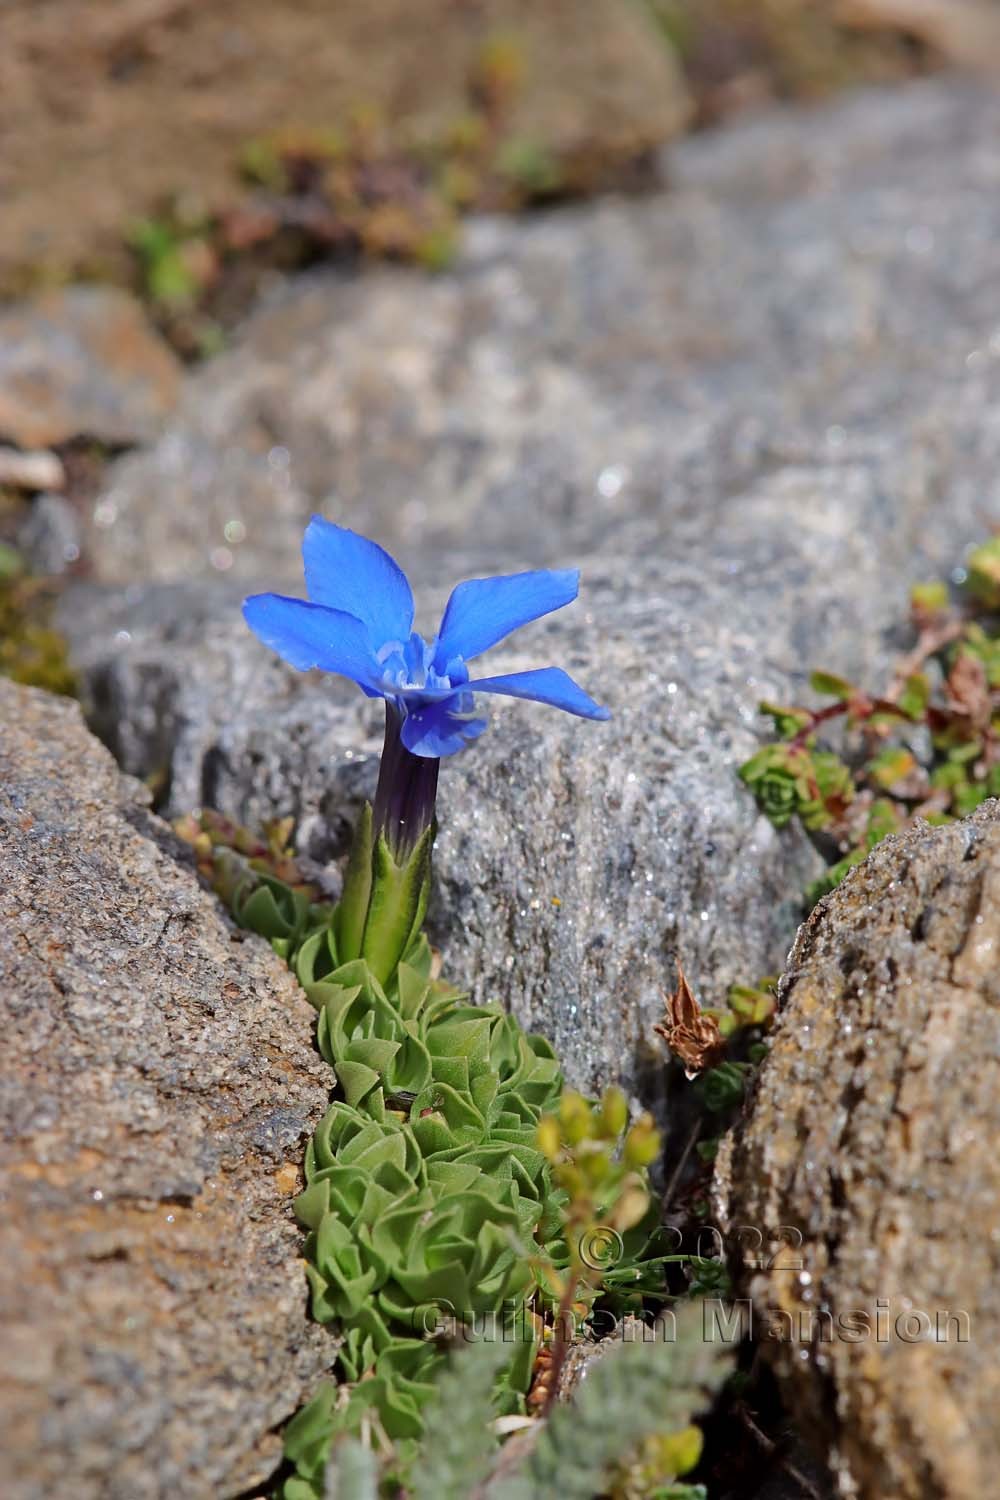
[533,1089,668,1410]
[653,961,773,1239]
[739,538,1000,903]
[127,215,209,308]
[210,832,688,1493]
[181,801,709,1493]
[495,137,564,198]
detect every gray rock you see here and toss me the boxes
[0,679,336,1500]
[17,492,82,575]
[713,801,1000,1500]
[0,287,181,450]
[60,78,1000,1101]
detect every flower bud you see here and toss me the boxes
[597,1085,628,1139]
[623,1113,660,1169]
[611,1181,650,1233]
[536,1114,562,1162]
[967,537,1000,609]
[558,1090,593,1146]
[579,1145,611,1188]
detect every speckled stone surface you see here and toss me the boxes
[0,679,336,1500]
[714,801,1000,1500]
[0,287,180,449]
[62,540,833,1111]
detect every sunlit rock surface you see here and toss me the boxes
[0,287,180,449]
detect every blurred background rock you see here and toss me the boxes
[2,0,689,296]
[3,0,991,300]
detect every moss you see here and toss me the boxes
[0,566,76,697]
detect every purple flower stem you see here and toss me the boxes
[372,702,440,860]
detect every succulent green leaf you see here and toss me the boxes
[757,699,811,739]
[896,672,930,720]
[809,669,854,701]
[396,958,432,1018]
[805,845,868,907]
[739,744,815,828]
[295,925,342,1002]
[954,781,990,815]
[282,1382,339,1496]
[867,746,917,791]
[699,1061,749,1112]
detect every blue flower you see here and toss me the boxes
[243,517,610,757]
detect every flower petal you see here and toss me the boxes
[302,516,414,646]
[400,700,489,758]
[465,666,610,720]
[433,569,579,668]
[243,593,381,686]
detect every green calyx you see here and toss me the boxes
[335,801,434,984]
[361,827,432,984]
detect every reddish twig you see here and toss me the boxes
[542,1270,581,1416]
[789,700,852,751]
[885,619,965,704]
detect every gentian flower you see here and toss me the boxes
[244,518,608,874]
[243,517,609,758]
